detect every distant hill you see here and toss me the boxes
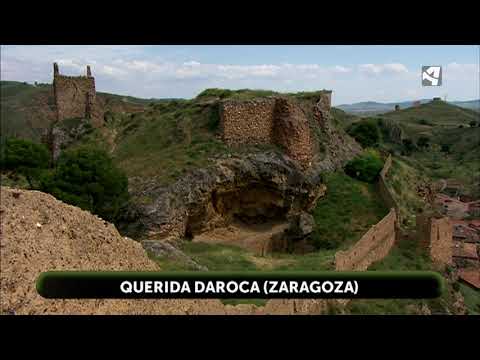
[381,99,479,133]
[337,99,480,115]
[451,99,480,111]
[378,100,480,197]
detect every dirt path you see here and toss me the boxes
[193,220,289,254]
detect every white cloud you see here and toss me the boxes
[56,59,86,73]
[98,65,128,78]
[445,62,479,80]
[359,63,408,75]
[332,65,352,73]
[1,45,477,104]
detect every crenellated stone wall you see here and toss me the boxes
[335,208,397,271]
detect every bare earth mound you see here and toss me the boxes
[0,187,326,315]
[0,187,228,314]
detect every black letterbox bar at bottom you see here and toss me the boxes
[36,271,444,299]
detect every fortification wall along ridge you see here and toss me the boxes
[377,154,401,222]
[335,208,397,271]
[219,92,332,168]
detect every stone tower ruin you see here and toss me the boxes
[53,62,101,125]
[416,213,453,269]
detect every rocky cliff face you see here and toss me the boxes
[42,117,94,162]
[134,151,327,245]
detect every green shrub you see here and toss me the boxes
[402,138,415,155]
[441,144,451,153]
[196,88,233,99]
[347,121,380,148]
[344,150,384,183]
[417,136,430,149]
[39,146,129,222]
[1,138,51,188]
[418,119,433,126]
[1,137,50,170]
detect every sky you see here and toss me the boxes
[1,45,479,105]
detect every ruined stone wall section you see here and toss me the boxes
[335,208,397,271]
[220,98,276,146]
[53,63,103,127]
[219,94,332,168]
[430,217,453,266]
[380,154,392,178]
[377,154,401,223]
[54,74,95,120]
[273,98,313,168]
[416,215,453,268]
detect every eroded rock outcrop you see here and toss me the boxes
[136,151,327,244]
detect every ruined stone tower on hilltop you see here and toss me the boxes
[52,62,102,125]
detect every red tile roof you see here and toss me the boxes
[453,243,479,259]
[458,269,480,289]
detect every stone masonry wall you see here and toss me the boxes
[220,98,276,146]
[377,155,400,222]
[53,63,103,127]
[380,154,392,178]
[273,97,313,168]
[416,214,453,268]
[335,208,397,271]
[219,93,331,168]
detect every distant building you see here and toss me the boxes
[452,220,480,243]
[434,194,470,219]
[458,269,480,289]
[468,201,480,217]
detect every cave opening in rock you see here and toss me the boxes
[188,183,292,253]
[212,184,289,224]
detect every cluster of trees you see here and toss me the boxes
[345,150,384,183]
[347,121,380,148]
[1,138,129,223]
[400,136,431,155]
